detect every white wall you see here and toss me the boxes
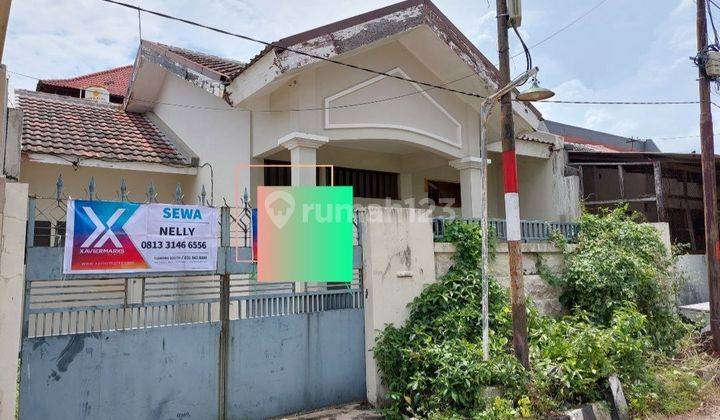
[250,40,479,160]
[0,180,28,420]
[153,74,253,206]
[20,162,194,205]
[360,207,437,406]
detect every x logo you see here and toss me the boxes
[80,207,125,248]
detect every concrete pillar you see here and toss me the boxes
[278,132,329,187]
[450,157,488,218]
[399,173,413,202]
[278,133,328,292]
[360,207,437,406]
[0,179,29,420]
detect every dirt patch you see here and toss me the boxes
[277,402,383,420]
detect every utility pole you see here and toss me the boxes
[696,0,720,354]
[0,0,11,61]
[495,0,529,368]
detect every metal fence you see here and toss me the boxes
[23,176,363,338]
[432,217,579,242]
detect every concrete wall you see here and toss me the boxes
[435,242,565,316]
[0,180,28,420]
[677,254,709,305]
[20,162,195,204]
[153,74,253,206]
[360,207,437,405]
[250,40,479,160]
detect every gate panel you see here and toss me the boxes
[227,308,365,419]
[19,323,220,420]
[20,185,366,419]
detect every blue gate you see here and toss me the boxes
[19,182,365,420]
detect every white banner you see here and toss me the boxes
[63,200,218,274]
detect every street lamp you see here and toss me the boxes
[517,77,555,102]
[478,66,554,361]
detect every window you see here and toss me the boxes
[264,160,291,187]
[334,167,398,199]
[263,160,400,200]
[427,180,461,207]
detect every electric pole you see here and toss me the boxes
[0,0,11,61]
[696,0,720,354]
[496,0,529,368]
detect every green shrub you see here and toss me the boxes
[373,220,668,418]
[551,206,688,351]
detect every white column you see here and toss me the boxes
[399,173,413,202]
[278,133,328,292]
[278,132,329,186]
[450,157,490,218]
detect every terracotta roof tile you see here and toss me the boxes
[17,90,189,166]
[563,136,624,153]
[144,41,247,80]
[37,65,134,99]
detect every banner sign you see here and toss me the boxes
[63,200,218,274]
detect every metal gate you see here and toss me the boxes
[18,180,365,420]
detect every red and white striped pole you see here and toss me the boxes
[496,0,530,368]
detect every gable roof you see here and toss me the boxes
[37,65,134,102]
[131,0,541,119]
[544,120,661,153]
[246,0,499,83]
[17,90,190,166]
[142,41,247,81]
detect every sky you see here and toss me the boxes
[4,0,713,152]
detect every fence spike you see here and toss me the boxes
[88,177,96,201]
[243,187,249,206]
[146,181,157,203]
[119,178,128,202]
[199,184,207,206]
[174,183,184,204]
[55,174,64,202]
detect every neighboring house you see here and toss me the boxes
[544,119,661,153]
[544,120,709,254]
[14,0,581,228]
[36,65,133,104]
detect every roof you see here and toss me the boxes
[133,0,542,118]
[567,150,719,165]
[142,41,247,81]
[37,65,134,101]
[17,90,190,166]
[544,120,661,152]
[247,0,498,81]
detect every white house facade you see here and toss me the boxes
[16,0,581,223]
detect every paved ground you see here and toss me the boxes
[278,402,383,419]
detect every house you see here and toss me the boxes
[13,0,581,231]
[36,65,133,104]
[545,119,661,153]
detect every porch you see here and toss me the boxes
[252,134,576,222]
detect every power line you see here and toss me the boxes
[511,0,609,59]
[11,68,715,114]
[7,69,478,112]
[98,0,488,99]
[11,69,715,143]
[652,133,720,140]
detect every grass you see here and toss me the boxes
[644,333,720,418]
